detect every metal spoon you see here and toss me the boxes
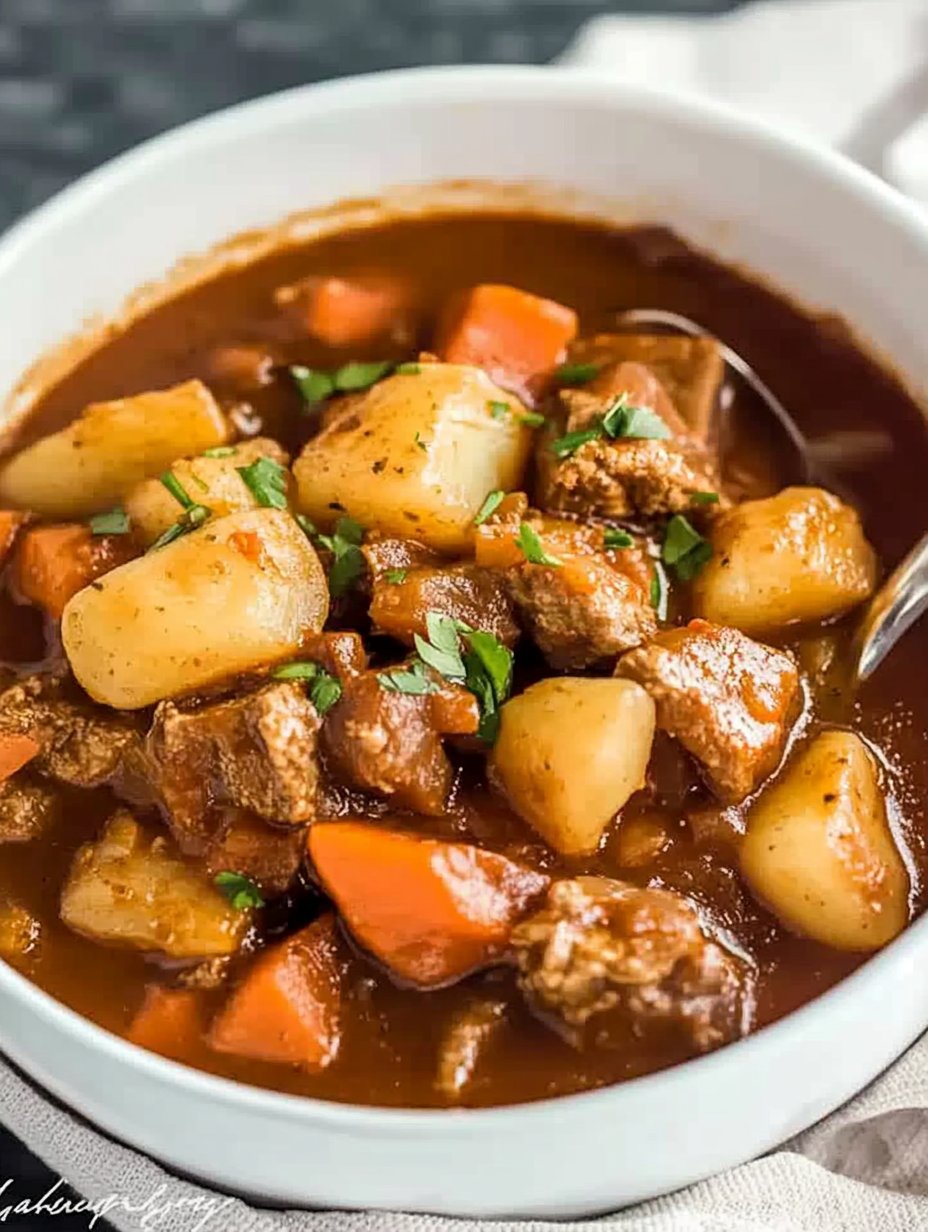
[614,307,924,684]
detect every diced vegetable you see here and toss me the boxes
[0,380,230,518]
[61,509,329,708]
[12,524,138,618]
[0,733,40,783]
[692,486,877,635]
[0,896,41,968]
[128,986,206,1063]
[0,511,26,564]
[208,914,342,1069]
[741,731,908,950]
[435,284,577,395]
[124,438,290,546]
[308,822,548,986]
[293,363,532,553]
[490,678,655,855]
[61,811,249,958]
[276,274,409,347]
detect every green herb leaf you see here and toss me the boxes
[488,400,510,420]
[414,611,467,679]
[604,528,634,549]
[473,489,504,527]
[310,672,342,715]
[333,360,394,392]
[394,362,421,375]
[516,522,562,567]
[602,393,671,441]
[650,560,670,621]
[462,630,513,746]
[383,568,408,584]
[519,411,546,428]
[549,427,603,459]
[691,490,720,505]
[160,470,194,510]
[555,361,600,386]
[202,445,237,459]
[272,661,319,681]
[214,871,264,911]
[329,545,364,597]
[377,662,440,695]
[662,514,713,581]
[295,513,318,538]
[237,455,288,510]
[414,431,427,451]
[89,508,129,536]
[148,502,210,551]
[291,365,335,405]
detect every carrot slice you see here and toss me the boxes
[308,822,548,987]
[276,275,409,348]
[13,524,137,619]
[128,986,206,1064]
[435,284,577,396]
[0,733,40,782]
[0,511,27,566]
[208,914,342,1069]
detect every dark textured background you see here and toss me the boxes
[0,0,742,1225]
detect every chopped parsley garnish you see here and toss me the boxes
[550,426,603,459]
[473,490,504,527]
[89,508,129,536]
[214,871,264,911]
[313,516,365,598]
[408,610,513,743]
[394,362,421,375]
[650,560,670,620]
[414,431,427,451]
[149,470,211,550]
[202,445,237,458]
[377,661,440,695]
[550,392,670,458]
[271,661,342,713]
[296,513,318,538]
[237,455,288,510]
[333,360,394,392]
[160,470,196,510]
[691,490,720,505]
[519,410,546,428]
[516,522,562,567]
[291,365,335,405]
[271,661,319,681]
[662,515,713,581]
[555,361,600,386]
[414,611,467,680]
[384,568,408,584]
[603,527,634,549]
[488,400,510,420]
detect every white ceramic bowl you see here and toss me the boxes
[1,66,927,1218]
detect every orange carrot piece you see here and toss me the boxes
[0,733,40,782]
[13,524,137,619]
[276,275,409,348]
[208,914,342,1069]
[0,511,27,566]
[128,986,206,1064]
[308,822,548,987]
[435,284,577,396]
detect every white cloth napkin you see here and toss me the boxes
[6,3,928,1228]
[560,0,928,205]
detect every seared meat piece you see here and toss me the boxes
[173,956,233,991]
[0,778,59,843]
[476,507,656,669]
[366,536,519,649]
[148,682,320,851]
[512,876,751,1053]
[299,630,368,681]
[61,810,250,959]
[204,809,306,898]
[0,674,143,791]
[537,361,723,521]
[322,670,479,815]
[0,896,41,968]
[568,333,724,443]
[435,998,507,1101]
[617,619,801,803]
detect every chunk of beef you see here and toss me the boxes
[322,670,479,815]
[366,536,519,649]
[616,620,801,803]
[299,630,368,681]
[204,809,306,898]
[511,876,751,1052]
[147,682,320,852]
[568,333,725,442]
[435,998,507,1101]
[0,674,143,791]
[61,810,249,959]
[476,507,656,669]
[0,777,59,843]
[537,360,724,521]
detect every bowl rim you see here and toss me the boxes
[2,62,928,1133]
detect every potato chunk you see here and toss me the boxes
[62,508,328,709]
[0,381,229,518]
[692,487,877,635]
[490,678,655,855]
[125,437,290,546]
[293,363,532,553]
[61,811,249,958]
[741,731,908,950]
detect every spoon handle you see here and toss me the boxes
[853,530,928,682]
